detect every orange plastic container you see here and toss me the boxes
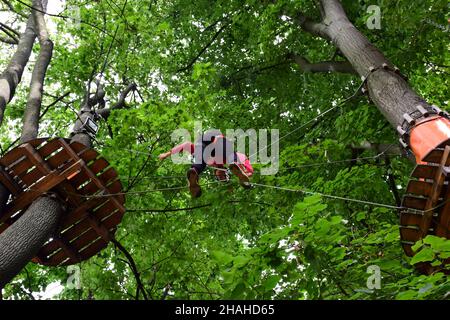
[409,116,450,163]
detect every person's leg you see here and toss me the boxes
[187,143,207,198]
[220,137,251,188]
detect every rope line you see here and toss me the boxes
[100,145,402,175]
[250,182,403,210]
[64,180,223,198]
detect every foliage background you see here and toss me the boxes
[0,0,449,299]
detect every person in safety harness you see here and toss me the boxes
[159,129,254,198]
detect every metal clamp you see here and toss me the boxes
[361,63,408,95]
[397,105,450,150]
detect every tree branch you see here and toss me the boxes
[0,22,20,37]
[292,12,330,41]
[0,34,18,44]
[13,0,113,37]
[96,82,137,119]
[288,53,356,74]
[176,22,230,73]
[20,0,54,143]
[0,23,20,44]
[1,0,28,18]
[38,91,70,120]
[111,237,149,300]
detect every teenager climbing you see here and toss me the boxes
[159,130,254,198]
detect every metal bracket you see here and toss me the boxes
[397,105,450,151]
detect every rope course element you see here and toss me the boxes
[0,137,126,267]
[400,143,450,274]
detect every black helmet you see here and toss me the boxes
[196,129,222,146]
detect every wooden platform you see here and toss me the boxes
[401,140,450,274]
[0,138,125,266]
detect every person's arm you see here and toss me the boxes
[159,142,194,160]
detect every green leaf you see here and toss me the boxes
[211,251,234,265]
[411,247,435,265]
[263,275,281,291]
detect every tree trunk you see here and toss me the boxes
[0,14,36,127]
[20,0,53,143]
[0,0,61,288]
[319,0,427,128]
[0,79,132,287]
[0,196,62,288]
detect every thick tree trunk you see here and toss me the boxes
[0,0,60,288]
[20,0,53,143]
[319,0,427,128]
[0,77,134,287]
[0,14,36,126]
[0,196,62,288]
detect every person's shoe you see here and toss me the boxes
[187,168,202,198]
[229,163,251,189]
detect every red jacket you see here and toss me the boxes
[171,142,254,177]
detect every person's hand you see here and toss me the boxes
[159,152,171,161]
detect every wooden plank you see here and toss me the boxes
[435,215,450,239]
[78,238,108,259]
[92,200,115,218]
[27,138,47,149]
[406,180,433,197]
[423,148,445,164]
[82,165,126,215]
[78,180,100,196]
[69,141,91,156]
[69,171,91,190]
[0,160,83,223]
[60,219,92,242]
[98,209,119,224]
[400,212,425,227]
[400,227,421,243]
[60,198,109,230]
[46,149,71,170]
[106,180,125,203]
[22,143,52,174]
[403,196,428,211]
[44,248,67,266]
[89,158,109,175]
[10,158,33,177]
[435,188,450,239]
[0,148,25,167]
[39,239,61,258]
[419,146,450,236]
[103,211,124,230]
[87,216,112,242]
[79,150,98,163]
[0,222,9,234]
[19,168,44,188]
[54,237,81,263]
[0,166,22,195]
[36,138,62,159]
[411,164,438,180]
[70,228,98,250]
[98,167,118,185]
[54,181,77,207]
